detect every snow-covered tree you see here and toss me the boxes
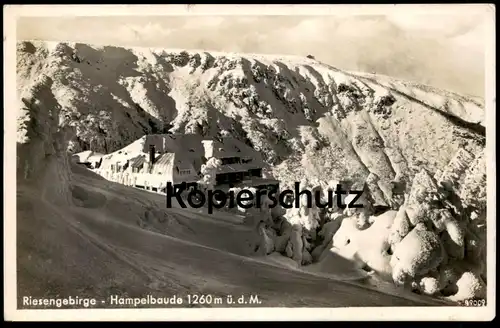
[198,157,222,191]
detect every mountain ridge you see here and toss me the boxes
[17,39,486,199]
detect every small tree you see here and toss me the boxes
[198,157,222,191]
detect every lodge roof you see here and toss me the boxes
[73,150,105,163]
[150,153,175,175]
[143,134,205,154]
[216,163,263,174]
[208,137,261,160]
[98,133,266,179]
[129,155,147,168]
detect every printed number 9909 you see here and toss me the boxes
[464,299,486,306]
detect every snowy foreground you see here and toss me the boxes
[16,162,451,308]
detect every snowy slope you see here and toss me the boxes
[17,160,451,307]
[16,40,486,306]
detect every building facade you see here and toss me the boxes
[94,134,278,193]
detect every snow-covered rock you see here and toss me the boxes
[330,211,396,279]
[405,169,442,226]
[418,276,441,296]
[257,222,276,255]
[289,224,304,265]
[449,271,486,302]
[390,223,445,285]
[388,205,411,247]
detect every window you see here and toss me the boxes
[178,169,191,176]
[216,173,230,184]
[250,169,262,177]
[221,157,241,165]
[234,172,244,182]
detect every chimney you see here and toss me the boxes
[149,145,156,164]
[202,140,214,159]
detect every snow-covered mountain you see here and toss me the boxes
[17,41,485,183]
[16,40,487,305]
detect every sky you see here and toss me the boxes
[16,5,492,97]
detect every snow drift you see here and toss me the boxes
[16,40,486,305]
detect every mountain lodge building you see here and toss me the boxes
[87,134,278,193]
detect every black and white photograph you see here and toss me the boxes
[4,4,496,321]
